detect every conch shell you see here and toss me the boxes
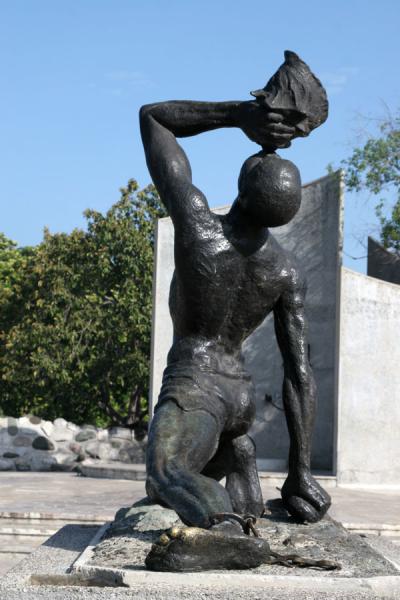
[251,50,328,136]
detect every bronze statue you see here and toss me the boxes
[140,51,331,571]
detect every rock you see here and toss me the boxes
[32,436,55,451]
[115,440,145,463]
[52,427,74,442]
[54,418,67,428]
[51,452,77,470]
[0,458,15,471]
[111,499,182,535]
[75,429,96,442]
[84,441,113,461]
[15,457,31,471]
[109,427,132,441]
[118,449,131,463]
[97,429,109,442]
[28,415,42,424]
[30,454,57,471]
[15,416,41,435]
[67,422,79,432]
[108,447,120,461]
[69,442,83,455]
[13,435,35,447]
[84,442,101,459]
[3,452,19,459]
[40,421,54,437]
[7,417,18,436]
[127,445,145,463]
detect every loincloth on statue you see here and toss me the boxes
[155,339,256,437]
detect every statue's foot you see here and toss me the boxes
[145,522,271,572]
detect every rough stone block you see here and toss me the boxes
[0,458,15,471]
[75,429,96,442]
[12,435,35,447]
[40,421,54,437]
[2,451,19,459]
[30,454,57,471]
[27,414,42,424]
[32,436,55,451]
[7,417,18,436]
[52,427,74,442]
[109,427,132,440]
[14,456,31,471]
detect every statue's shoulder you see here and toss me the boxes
[175,207,222,245]
[262,234,306,293]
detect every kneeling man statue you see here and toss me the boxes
[140,51,331,571]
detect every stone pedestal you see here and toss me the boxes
[2,500,399,599]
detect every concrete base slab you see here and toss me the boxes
[4,499,396,598]
[70,499,400,585]
[0,501,400,600]
[1,523,400,599]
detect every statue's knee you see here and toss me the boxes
[146,460,182,500]
[232,435,256,462]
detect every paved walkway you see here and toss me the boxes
[1,472,399,526]
[1,472,399,576]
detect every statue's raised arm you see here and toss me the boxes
[139,98,298,227]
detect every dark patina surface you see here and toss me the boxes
[140,51,332,571]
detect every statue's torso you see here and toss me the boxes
[169,212,296,355]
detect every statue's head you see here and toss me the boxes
[237,152,301,227]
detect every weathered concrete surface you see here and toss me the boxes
[337,269,400,486]
[367,237,400,285]
[2,513,399,599]
[81,499,398,578]
[1,522,400,599]
[150,172,343,471]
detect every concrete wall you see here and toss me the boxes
[336,268,400,486]
[150,172,343,471]
[367,237,400,285]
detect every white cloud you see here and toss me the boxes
[321,67,359,95]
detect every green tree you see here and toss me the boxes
[0,181,166,433]
[341,111,400,254]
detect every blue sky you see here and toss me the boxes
[1,0,399,272]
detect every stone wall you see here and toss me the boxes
[0,416,146,471]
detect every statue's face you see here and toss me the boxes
[238,154,301,227]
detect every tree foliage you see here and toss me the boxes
[0,181,166,432]
[341,112,400,253]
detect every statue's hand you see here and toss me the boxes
[281,468,331,523]
[237,101,296,149]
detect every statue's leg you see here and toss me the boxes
[146,402,272,572]
[146,400,234,528]
[202,435,264,517]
